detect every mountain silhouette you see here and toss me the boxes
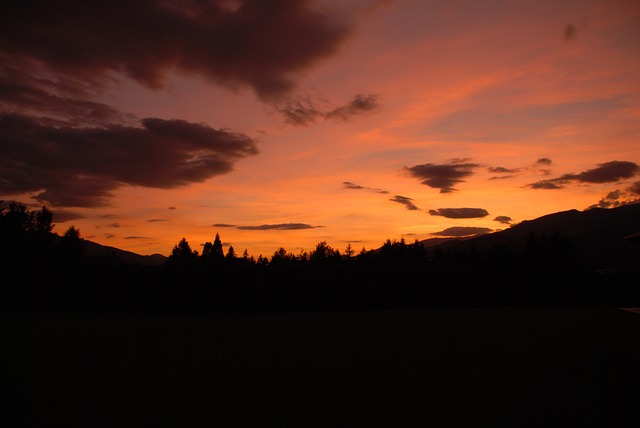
[426,203,640,269]
[78,203,639,268]
[45,233,167,265]
[81,239,167,265]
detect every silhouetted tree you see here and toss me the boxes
[1,201,55,263]
[256,254,268,266]
[58,226,85,263]
[169,237,198,266]
[202,233,224,265]
[309,241,339,264]
[270,247,292,267]
[226,245,236,260]
[344,243,355,260]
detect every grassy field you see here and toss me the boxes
[18,307,640,427]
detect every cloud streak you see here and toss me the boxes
[342,181,389,194]
[235,223,324,231]
[428,208,489,219]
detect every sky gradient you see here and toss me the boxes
[1,0,639,257]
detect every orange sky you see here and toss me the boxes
[1,0,639,257]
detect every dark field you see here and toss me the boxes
[18,307,640,427]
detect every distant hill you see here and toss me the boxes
[59,236,167,266]
[82,239,167,265]
[419,236,470,248]
[427,203,640,269]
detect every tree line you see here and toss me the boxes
[2,202,638,312]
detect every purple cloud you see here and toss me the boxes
[0,0,353,101]
[0,114,258,207]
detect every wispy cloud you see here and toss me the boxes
[342,181,389,194]
[278,94,379,126]
[325,94,380,121]
[236,223,324,231]
[389,195,420,210]
[487,166,520,174]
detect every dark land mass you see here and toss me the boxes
[6,203,640,426]
[2,202,640,312]
[12,307,640,427]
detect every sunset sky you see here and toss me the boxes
[2,0,639,257]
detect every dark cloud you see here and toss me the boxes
[589,184,640,209]
[325,94,380,121]
[50,209,85,224]
[0,0,353,101]
[428,208,489,219]
[406,160,480,193]
[534,158,552,166]
[532,158,553,175]
[213,223,237,228]
[147,219,167,223]
[276,96,325,126]
[566,161,639,183]
[343,181,389,194]
[431,227,493,237]
[527,160,639,190]
[236,223,324,231]
[278,94,379,126]
[528,181,563,190]
[389,195,419,210]
[488,166,521,180]
[493,216,512,225]
[487,166,520,174]
[0,114,259,207]
[343,181,366,190]
[0,63,131,127]
[564,24,577,41]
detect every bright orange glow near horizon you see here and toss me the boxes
[1,0,639,257]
